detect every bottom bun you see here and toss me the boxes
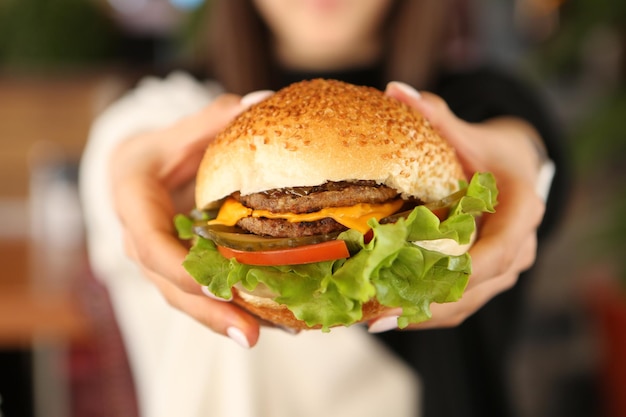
[232,288,388,331]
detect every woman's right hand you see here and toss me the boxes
[109,91,273,349]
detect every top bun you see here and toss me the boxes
[196,79,464,209]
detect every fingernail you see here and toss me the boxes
[368,315,399,333]
[388,81,421,99]
[240,90,274,108]
[227,326,251,349]
[276,325,300,335]
[201,286,232,302]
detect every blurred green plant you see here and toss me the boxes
[530,0,626,78]
[0,0,120,70]
[571,88,626,175]
[529,0,626,286]
[531,0,626,167]
[573,86,626,286]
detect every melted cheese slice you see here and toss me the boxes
[208,197,404,234]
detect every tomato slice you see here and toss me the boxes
[217,239,350,266]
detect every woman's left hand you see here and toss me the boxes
[368,82,547,333]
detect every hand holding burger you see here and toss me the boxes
[372,82,547,332]
[176,79,498,331]
[110,92,273,348]
[111,79,546,347]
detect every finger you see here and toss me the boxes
[367,308,402,333]
[385,82,539,179]
[385,82,485,175]
[369,231,537,333]
[468,176,544,288]
[168,90,274,152]
[240,89,275,108]
[159,91,275,189]
[368,270,515,333]
[112,92,277,293]
[416,234,536,329]
[368,263,519,332]
[114,92,278,289]
[164,94,247,151]
[157,94,248,189]
[385,82,464,134]
[126,219,263,347]
[114,172,201,294]
[414,272,519,329]
[517,233,539,273]
[408,248,530,331]
[145,266,261,348]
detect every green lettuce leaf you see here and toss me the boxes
[176,172,498,331]
[174,213,195,240]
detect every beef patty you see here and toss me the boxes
[235,181,399,238]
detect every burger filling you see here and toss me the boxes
[211,181,408,238]
[175,172,499,330]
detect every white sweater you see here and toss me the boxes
[79,72,420,417]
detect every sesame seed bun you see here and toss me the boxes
[195,79,465,210]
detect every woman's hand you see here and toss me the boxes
[110,91,273,348]
[369,82,547,332]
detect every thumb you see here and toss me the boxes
[384,81,483,174]
[384,81,455,124]
[160,90,275,188]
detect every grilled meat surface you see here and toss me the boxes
[235,181,399,238]
[237,181,398,214]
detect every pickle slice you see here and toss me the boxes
[193,223,340,251]
[423,189,466,211]
[380,189,466,224]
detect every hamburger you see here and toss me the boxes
[175,79,498,331]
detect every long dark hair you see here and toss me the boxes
[208,0,461,95]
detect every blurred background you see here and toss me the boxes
[0,0,624,416]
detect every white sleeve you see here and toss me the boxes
[79,71,223,286]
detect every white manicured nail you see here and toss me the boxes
[202,286,232,302]
[227,326,251,349]
[388,81,421,99]
[368,315,399,333]
[241,90,274,107]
